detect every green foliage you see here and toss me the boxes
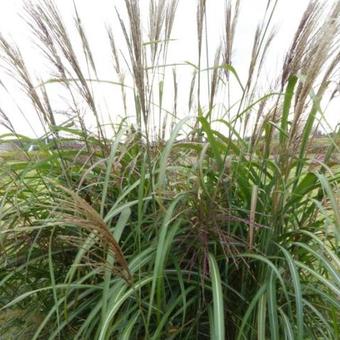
[1,115,339,338]
[0,0,340,339]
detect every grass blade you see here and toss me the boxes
[208,252,225,340]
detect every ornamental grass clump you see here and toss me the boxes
[0,0,339,339]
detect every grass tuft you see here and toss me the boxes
[0,0,339,338]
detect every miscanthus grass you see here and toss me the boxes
[0,0,339,339]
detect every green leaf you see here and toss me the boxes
[208,253,225,340]
[267,272,279,340]
[198,115,223,169]
[157,117,192,190]
[279,308,294,340]
[278,245,304,340]
[98,276,153,340]
[257,293,267,340]
[280,76,298,145]
[147,195,184,326]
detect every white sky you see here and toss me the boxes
[0,0,338,137]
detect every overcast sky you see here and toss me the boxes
[0,0,338,137]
